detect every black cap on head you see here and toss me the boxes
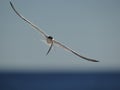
[48,36,53,39]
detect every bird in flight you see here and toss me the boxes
[10,1,99,62]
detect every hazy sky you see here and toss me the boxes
[0,0,120,72]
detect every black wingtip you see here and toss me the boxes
[90,60,99,62]
[85,58,99,62]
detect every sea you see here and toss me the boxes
[0,72,120,90]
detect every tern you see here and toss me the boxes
[10,1,99,62]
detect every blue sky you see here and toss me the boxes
[0,0,120,72]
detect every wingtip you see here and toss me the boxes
[91,60,99,62]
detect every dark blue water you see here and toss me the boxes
[0,72,120,90]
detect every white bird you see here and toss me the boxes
[10,1,99,62]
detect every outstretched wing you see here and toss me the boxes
[53,40,99,62]
[10,1,48,39]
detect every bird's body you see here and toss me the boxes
[47,36,53,44]
[10,1,99,62]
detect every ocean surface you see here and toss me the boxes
[0,72,120,90]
